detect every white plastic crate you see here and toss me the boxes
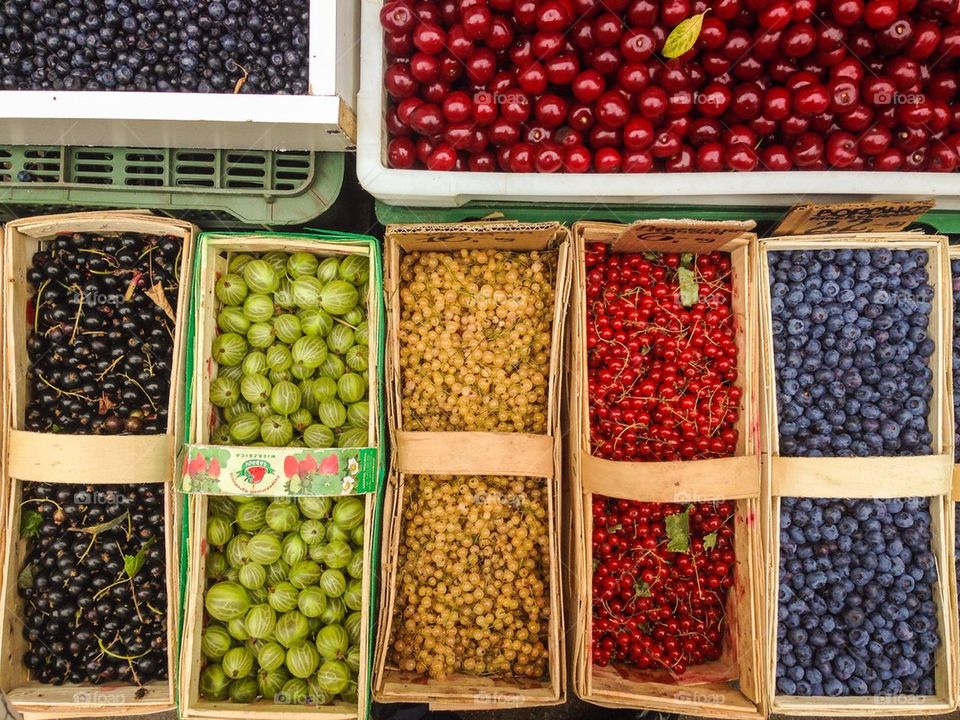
[0,0,358,152]
[356,0,960,209]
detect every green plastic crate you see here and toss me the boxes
[0,146,344,228]
[375,199,960,234]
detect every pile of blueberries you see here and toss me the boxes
[0,0,308,93]
[777,497,940,697]
[769,248,935,458]
[772,247,944,698]
[953,258,960,615]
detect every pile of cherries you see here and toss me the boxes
[381,0,960,172]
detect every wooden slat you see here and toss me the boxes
[395,431,554,477]
[7,430,173,484]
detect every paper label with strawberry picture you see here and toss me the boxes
[177,445,377,496]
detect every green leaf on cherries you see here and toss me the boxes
[703,531,719,551]
[662,11,708,59]
[678,266,699,307]
[665,508,691,553]
[634,581,652,597]
[20,510,42,538]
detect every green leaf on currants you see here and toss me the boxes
[633,581,652,597]
[662,11,708,59]
[123,536,157,579]
[665,508,691,553]
[20,509,42,538]
[678,266,699,307]
[680,253,694,269]
[703,531,718,551]
[18,562,35,590]
[642,252,658,261]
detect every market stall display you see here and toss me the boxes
[374,221,570,709]
[0,211,195,719]
[568,219,764,719]
[177,231,384,720]
[759,232,957,715]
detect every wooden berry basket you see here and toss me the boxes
[177,231,385,720]
[568,219,765,720]
[947,243,960,720]
[758,232,957,715]
[0,211,196,719]
[373,221,571,710]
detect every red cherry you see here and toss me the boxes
[564,145,592,171]
[384,63,417,100]
[638,86,669,119]
[781,22,816,57]
[535,94,570,128]
[426,143,457,170]
[759,1,792,29]
[468,151,496,171]
[858,126,892,155]
[535,143,564,172]
[825,130,858,167]
[509,142,536,172]
[927,144,958,172]
[538,0,572,31]
[864,0,898,28]
[595,147,623,171]
[623,150,654,171]
[618,62,651,92]
[545,53,581,84]
[831,0,864,24]
[465,48,497,84]
[442,91,473,123]
[699,17,728,48]
[486,16,514,50]
[387,137,417,168]
[461,4,493,39]
[621,28,657,61]
[412,22,446,54]
[593,91,629,128]
[380,1,416,33]
[651,130,682,158]
[445,24,475,59]
[696,142,726,170]
[761,144,793,169]
[572,69,606,102]
[790,130,824,166]
[792,83,830,115]
[409,52,439,83]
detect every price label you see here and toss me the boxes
[772,200,934,236]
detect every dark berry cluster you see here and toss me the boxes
[25,231,180,435]
[769,248,934,457]
[0,0,308,94]
[777,497,940,697]
[19,482,168,685]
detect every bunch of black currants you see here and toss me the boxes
[0,0,309,94]
[25,231,180,435]
[19,482,168,685]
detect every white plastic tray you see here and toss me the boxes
[0,0,358,152]
[356,0,960,209]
